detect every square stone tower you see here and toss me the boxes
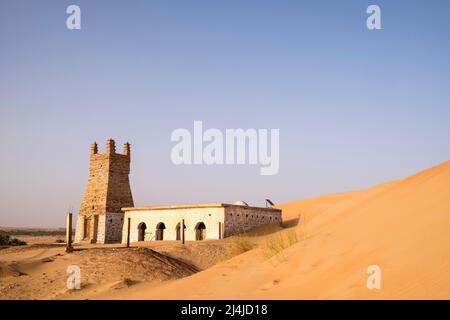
[74,139,134,244]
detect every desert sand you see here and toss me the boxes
[1,160,449,299]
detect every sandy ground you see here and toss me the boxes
[1,160,449,299]
[0,241,230,299]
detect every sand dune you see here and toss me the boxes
[1,161,449,299]
[0,244,219,299]
[101,160,450,299]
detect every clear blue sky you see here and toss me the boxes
[1,0,449,227]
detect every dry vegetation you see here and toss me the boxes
[229,236,256,256]
[3,161,450,299]
[262,229,299,260]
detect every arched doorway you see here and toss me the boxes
[176,222,186,240]
[137,222,147,241]
[195,222,206,241]
[156,222,166,240]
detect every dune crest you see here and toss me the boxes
[108,161,450,299]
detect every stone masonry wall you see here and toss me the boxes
[74,139,133,244]
[105,212,124,243]
[223,205,282,237]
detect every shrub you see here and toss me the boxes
[229,236,255,256]
[0,233,10,245]
[287,229,299,246]
[0,233,27,246]
[9,238,27,246]
[262,233,287,259]
[262,229,299,260]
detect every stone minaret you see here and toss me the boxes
[74,139,134,244]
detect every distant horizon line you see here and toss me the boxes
[2,158,448,229]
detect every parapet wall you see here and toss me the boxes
[79,139,133,217]
[223,205,282,237]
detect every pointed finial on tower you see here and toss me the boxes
[91,141,98,155]
[106,138,116,155]
[124,141,130,157]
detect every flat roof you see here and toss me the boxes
[122,203,281,212]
